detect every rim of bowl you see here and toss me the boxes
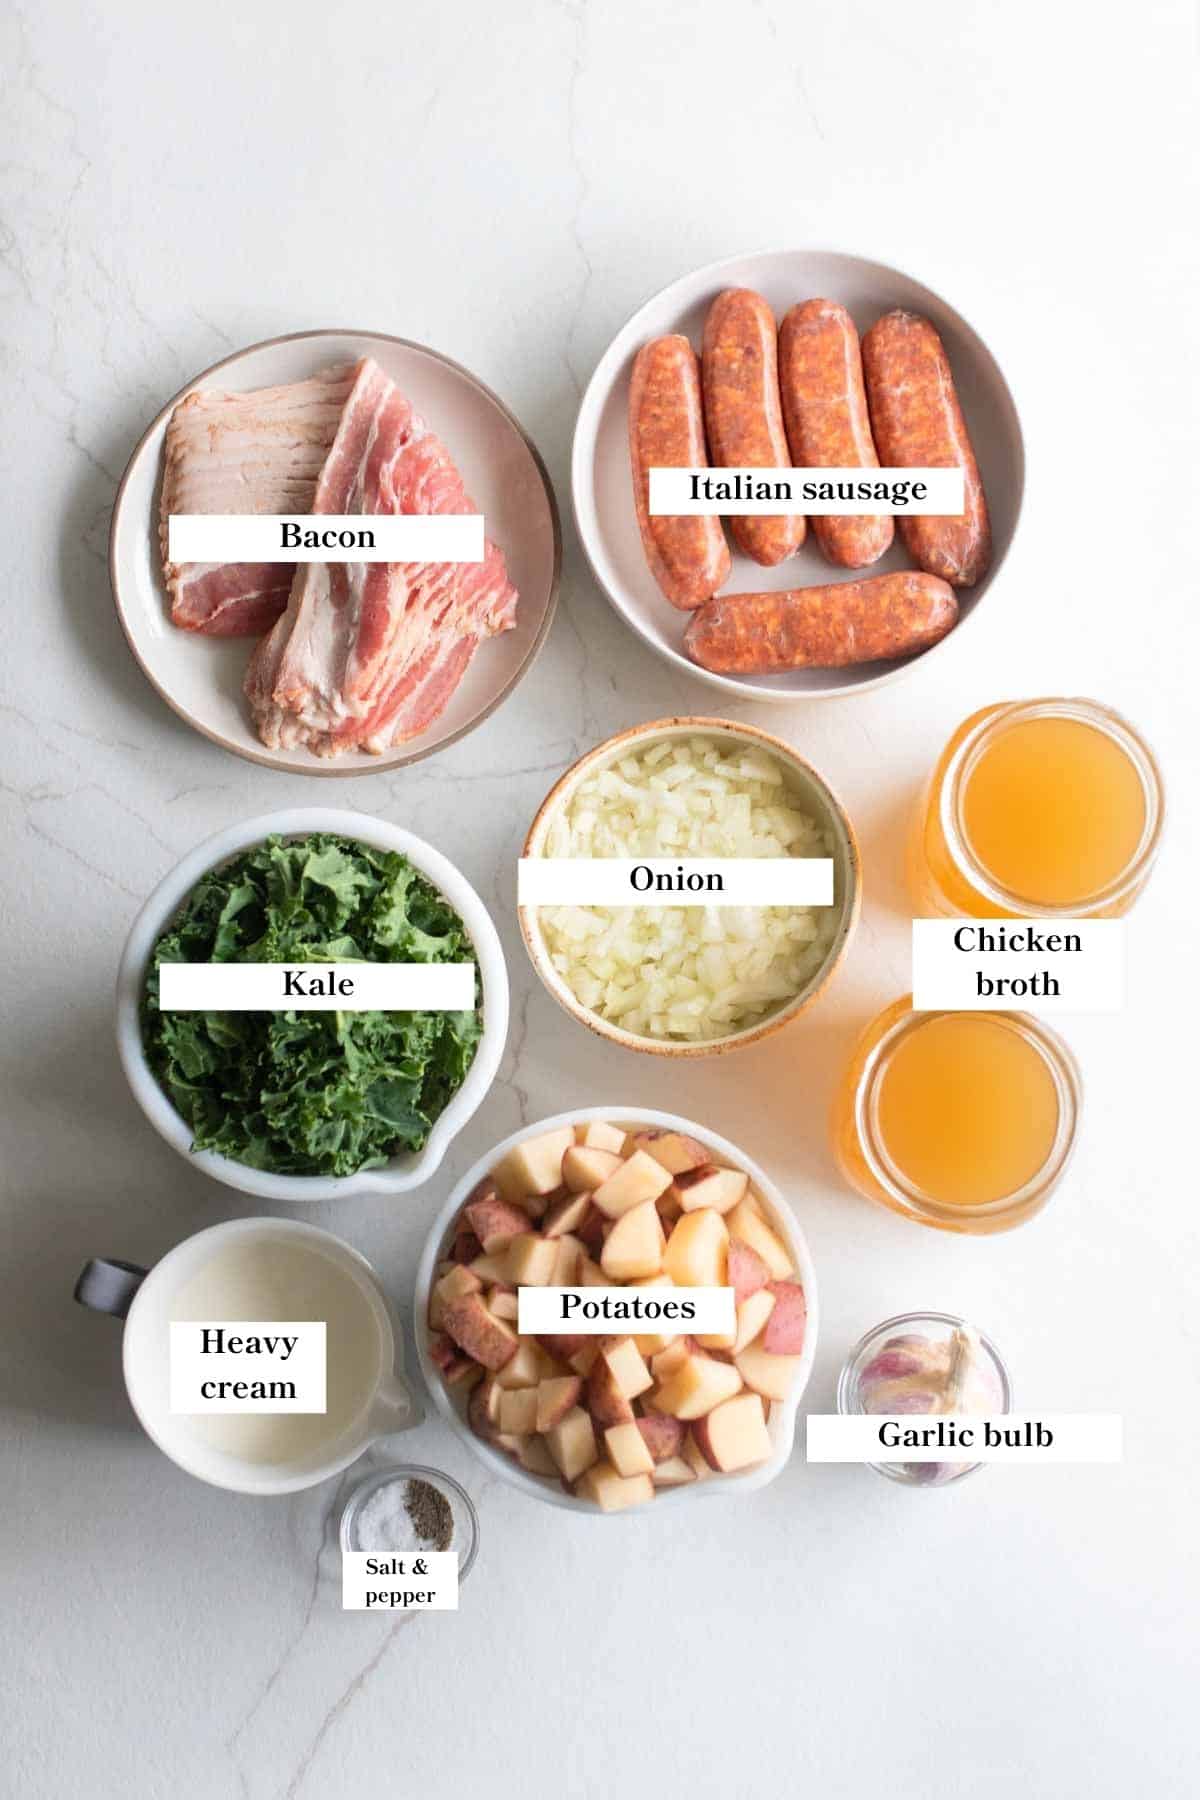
[115,808,509,1201]
[570,245,1025,703]
[414,1105,819,1513]
[110,327,562,776]
[518,716,861,1056]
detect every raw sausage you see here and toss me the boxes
[701,289,805,566]
[683,573,958,673]
[861,310,991,587]
[778,299,893,569]
[628,336,732,609]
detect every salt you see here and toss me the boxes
[351,1477,465,1554]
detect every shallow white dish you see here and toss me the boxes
[414,1107,818,1512]
[116,808,508,1202]
[572,248,1024,702]
[111,329,561,774]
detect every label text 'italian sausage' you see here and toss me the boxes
[648,468,965,516]
[158,963,477,1012]
[167,513,485,563]
[805,1413,1123,1464]
[517,858,834,908]
[911,920,1124,1013]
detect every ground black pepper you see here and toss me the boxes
[404,1477,454,1551]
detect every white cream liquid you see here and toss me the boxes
[170,1238,385,1465]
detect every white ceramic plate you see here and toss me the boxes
[572,249,1024,701]
[111,330,561,774]
[414,1107,818,1514]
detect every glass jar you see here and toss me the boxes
[831,995,1082,1233]
[908,698,1164,919]
[837,1312,1012,1486]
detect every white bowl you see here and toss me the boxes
[572,247,1024,702]
[116,808,508,1202]
[414,1107,818,1512]
[111,328,561,775]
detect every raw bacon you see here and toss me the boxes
[244,357,518,756]
[160,364,355,635]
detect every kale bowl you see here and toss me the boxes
[117,811,508,1201]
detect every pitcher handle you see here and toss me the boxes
[369,1369,423,1435]
[74,1259,148,1320]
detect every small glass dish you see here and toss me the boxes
[837,1311,1012,1487]
[340,1463,480,1584]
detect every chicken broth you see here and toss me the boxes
[910,700,1161,919]
[832,997,1080,1234]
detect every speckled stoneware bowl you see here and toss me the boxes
[519,717,860,1057]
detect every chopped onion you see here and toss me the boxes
[538,735,838,1041]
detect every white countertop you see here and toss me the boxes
[2,2,1195,1795]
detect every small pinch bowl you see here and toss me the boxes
[414,1107,818,1512]
[519,716,861,1057]
[116,808,508,1202]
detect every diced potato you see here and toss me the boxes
[518,1435,560,1478]
[600,1201,664,1280]
[674,1166,748,1215]
[692,1393,772,1472]
[663,1208,728,1287]
[652,1352,742,1420]
[734,1337,801,1402]
[493,1128,576,1206]
[506,1233,558,1287]
[604,1421,656,1478]
[575,1464,654,1512]
[498,1387,539,1436]
[576,1120,627,1153]
[592,1150,673,1219]
[725,1199,793,1279]
[652,1454,697,1488]
[494,1339,542,1390]
[603,1337,654,1400]
[545,1406,598,1482]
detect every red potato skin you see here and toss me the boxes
[701,289,805,566]
[637,1414,685,1462]
[727,1238,770,1305]
[441,1293,518,1373]
[778,299,893,569]
[683,572,957,674]
[464,1191,532,1255]
[629,336,732,609]
[861,309,992,586]
[762,1281,807,1355]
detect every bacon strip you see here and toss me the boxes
[160,364,356,635]
[245,357,517,755]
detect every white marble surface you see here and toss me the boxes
[2,3,1196,1795]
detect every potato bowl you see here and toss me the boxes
[116,808,508,1202]
[519,717,861,1057]
[414,1107,818,1512]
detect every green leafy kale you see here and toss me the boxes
[141,834,481,1177]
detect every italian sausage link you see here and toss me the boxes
[683,573,958,673]
[629,336,732,609]
[861,310,991,587]
[701,289,805,566]
[778,299,893,569]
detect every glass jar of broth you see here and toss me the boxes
[831,996,1082,1233]
[908,698,1164,919]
